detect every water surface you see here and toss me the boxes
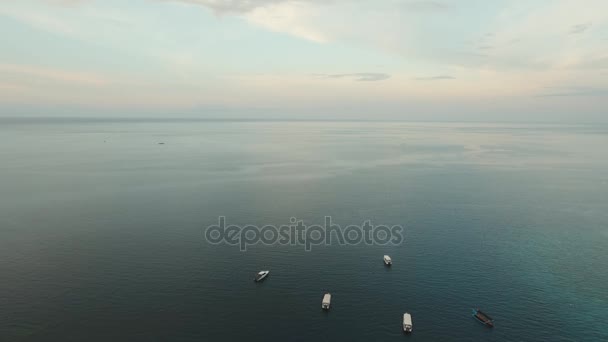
[1,120,607,341]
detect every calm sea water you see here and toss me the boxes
[1,119,607,341]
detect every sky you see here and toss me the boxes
[0,0,607,122]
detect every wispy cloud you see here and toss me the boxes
[244,1,329,43]
[316,73,391,82]
[167,0,450,14]
[569,22,592,34]
[165,0,315,14]
[162,0,448,43]
[414,75,455,81]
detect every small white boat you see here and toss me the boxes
[254,270,269,282]
[383,255,392,265]
[322,293,331,310]
[403,313,412,333]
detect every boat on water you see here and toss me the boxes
[322,293,331,310]
[403,313,412,333]
[383,255,392,265]
[254,270,269,282]
[472,308,494,327]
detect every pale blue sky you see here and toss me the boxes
[1,0,607,121]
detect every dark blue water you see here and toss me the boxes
[1,120,607,341]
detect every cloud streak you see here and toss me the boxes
[168,0,450,14]
[166,0,310,13]
[316,73,391,81]
[569,22,592,34]
[414,75,455,81]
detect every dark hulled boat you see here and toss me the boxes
[472,308,494,327]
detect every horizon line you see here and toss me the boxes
[0,116,606,126]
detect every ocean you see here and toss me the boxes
[1,119,607,341]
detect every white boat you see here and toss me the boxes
[403,313,412,333]
[383,255,392,265]
[254,270,269,282]
[322,293,331,310]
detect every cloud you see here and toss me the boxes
[316,73,391,81]
[535,86,608,97]
[166,0,307,14]
[162,0,449,44]
[167,0,450,15]
[244,1,329,43]
[37,0,330,42]
[414,75,455,81]
[569,22,592,34]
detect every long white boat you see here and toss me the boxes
[383,255,392,265]
[403,313,412,333]
[322,293,331,310]
[254,270,269,282]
